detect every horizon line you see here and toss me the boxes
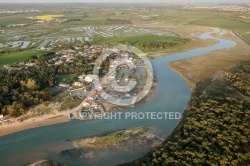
[0,2,249,4]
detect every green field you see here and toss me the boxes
[160,11,211,24]
[159,10,250,33]
[192,17,250,32]
[241,34,250,43]
[0,17,32,26]
[93,35,190,52]
[0,50,51,67]
[65,19,106,26]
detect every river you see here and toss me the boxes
[0,29,236,166]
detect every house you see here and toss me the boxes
[85,75,93,83]
[85,75,98,83]
[78,74,86,80]
[101,83,106,89]
[83,99,91,107]
[36,20,44,23]
[62,55,69,58]
[66,58,74,63]
[55,60,63,65]
[59,83,70,88]
[3,65,22,71]
[25,63,36,67]
[128,56,134,61]
[73,82,83,87]
[0,115,3,122]
[91,101,98,109]
[93,90,99,97]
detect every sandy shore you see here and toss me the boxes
[0,111,70,137]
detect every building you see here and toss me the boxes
[3,65,22,71]
[59,83,70,88]
[85,75,98,83]
[0,115,3,122]
[73,82,83,87]
[78,74,86,80]
[40,47,46,50]
[91,101,98,109]
[124,74,130,82]
[66,58,74,63]
[55,60,63,65]
[83,99,91,107]
[116,72,123,83]
[93,90,100,97]
[85,75,93,82]
[108,74,116,81]
[25,63,36,67]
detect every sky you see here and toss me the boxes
[0,0,249,3]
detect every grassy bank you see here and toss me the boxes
[75,127,149,148]
[60,96,82,111]
[241,34,250,43]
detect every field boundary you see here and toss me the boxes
[232,31,250,45]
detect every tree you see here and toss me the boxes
[20,79,39,90]
[7,102,25,117]
[37,54,45,60]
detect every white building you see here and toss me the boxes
[59,83,70,88]
[0,115,3,122]
[55,60,63,65]
[66,58,74,63]
[78,74,86,80]
[85,75,98,83]
[25,63,36,67]
[85,75,93,82]
[73,82,83,87]
[82,102,90,107]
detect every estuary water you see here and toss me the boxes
[0,29,236,166]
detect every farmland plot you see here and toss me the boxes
[38,40,52,48]
[11,41,22,48]
[20,41,31,49]
[2,26,175,50]
[76,37,83,42]
[63,25,175,38]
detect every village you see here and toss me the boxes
[0,41,153,123]
[55,44,152,120]
[63,45,152,120]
